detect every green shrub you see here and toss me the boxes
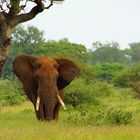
[2,93,25,105]
[0,80,26,105]
[65,78,114,107]
[114,63,140,87]
[64,78,98,107]
[106,107,133,125]
[78,62,95,82]
[95,63,124,82]
[92,81,114,97]
[132,81,140,96]
[65,105,133,126]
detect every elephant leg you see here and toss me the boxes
[53,102,61,120]
[53,90,64,120]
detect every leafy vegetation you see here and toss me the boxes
[65,105,133,125]
[95,63,124,81]
[0,103,140,140]
[1,25,140,139]
[90,41,130,64]
[0,80,25,105]
[114,63,140,88]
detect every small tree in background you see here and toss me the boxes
[129,42,140,63]
[90,42,129,64]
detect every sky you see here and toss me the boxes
[24,0,140,49]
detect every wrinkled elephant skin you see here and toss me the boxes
[13,55,80,121]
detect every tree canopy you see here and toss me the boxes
[90,42,129,64]
[0,0,64,76]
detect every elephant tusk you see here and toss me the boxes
[36,96,40,111]
[57,94,66,110]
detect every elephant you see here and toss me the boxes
[13,55,80,121]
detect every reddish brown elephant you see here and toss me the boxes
[13,55,80,121]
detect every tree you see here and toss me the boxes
[0,0,64,76]
[33,39,90,62]
[12,25,45,54]
[90,42,129,64]
[129,42,140,63]
[114,63,140,88]
[2,25,45,79]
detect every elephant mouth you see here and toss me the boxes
[36,94,66,112]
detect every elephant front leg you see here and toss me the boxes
[53,90,64,120]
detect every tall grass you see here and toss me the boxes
[1,78,140,139]
[0,102,140,140]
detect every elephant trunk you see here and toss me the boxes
[43,90,55,121]
[37,83,56,121]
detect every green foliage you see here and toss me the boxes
[90,41,129,64]
[33,39,89,62]
[78,62,95,81]
[0,103,139,140]
[91,81,114,97]
[12,25,45,54]
[0,80,25,105]
[114,63,140,87]
[2,25,91,79]
[129,42,140,63]
[2,94,25,105]
[64,78,98,107]
[106,107,133,125]
[95,63,124,81]
[65,105,133,126]
[65,78,114,107]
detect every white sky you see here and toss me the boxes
[24,0,140,49]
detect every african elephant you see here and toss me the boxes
[13,55,80,121]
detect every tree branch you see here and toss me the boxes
[10,6,43,27]
[9,0,54,27]
[45,0,53,9]
[8,0,20,17]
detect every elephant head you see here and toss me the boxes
[13,55,80,121]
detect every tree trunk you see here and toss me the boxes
[0,14,12,77]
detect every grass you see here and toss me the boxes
[1,79,140,139]
[0,102,140,140]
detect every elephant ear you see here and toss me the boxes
[55,58,80,90]
[13,55,37,101]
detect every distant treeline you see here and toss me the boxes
[2,25,140,79]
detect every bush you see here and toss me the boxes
[78,62,95,82]
[95,63,124,82]
[2,93,25,105]
[92,81,114,97]
[65,78,115,107]
[132,81,140,97]
[114,63,140,87]
[64,78,98,107]
[0,80,26,105]
[106,107,133,125]
[65,105,133,126]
